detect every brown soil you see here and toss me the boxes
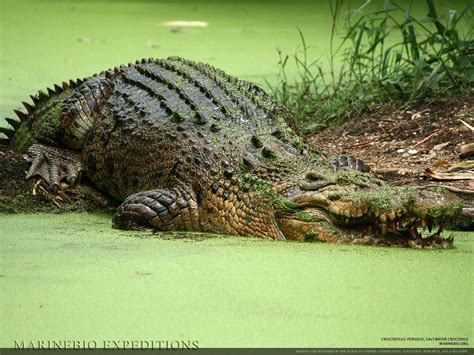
[309,95,473,186]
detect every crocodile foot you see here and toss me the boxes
[113,188,200,231]
[26,143,84,193]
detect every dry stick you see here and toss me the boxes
[413,130,439,147]
[459,119,474,132]
[424,168,474,180]
[32,179,41,196]
[38,185,49,195]
[413,185,474,194]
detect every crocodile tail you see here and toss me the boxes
[1,79,83,150]
[0,104,29,146]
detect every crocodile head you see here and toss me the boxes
[276,169,463,248]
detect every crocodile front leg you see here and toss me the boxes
[113,188,201,232]
[26,143,84,192]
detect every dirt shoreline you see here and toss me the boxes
[309,94,473,192]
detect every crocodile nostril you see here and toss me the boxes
[299,180,332,191]
[305,170,324,181]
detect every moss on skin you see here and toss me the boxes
[34,102,61,143]
[417,197,464,221]
[10,89,72,152]
[295,211,315,222]
[295,211,325,222]
[358,186,464,222]
[242,174,298,212]
[9,123,35,152]
[274,112,305,150]
[347,187,400,214]
[336,170,383,188]
[304,230,319,242]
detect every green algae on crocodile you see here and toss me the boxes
[0,56,463,248]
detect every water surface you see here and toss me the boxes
[1,213,472,347]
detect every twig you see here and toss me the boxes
[347,140,374,149]
[413,130,439,147]
[412,185,474,194]
[38,185,49,195]
[32,179,41,196]
[459,119,474,132]
[410,108,430,120]
[424,168,474,180]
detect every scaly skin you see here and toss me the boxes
[1,57,463,248]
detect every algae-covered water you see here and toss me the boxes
[0,0,473,349]
[0,0,471,120]
[1,213,473,348]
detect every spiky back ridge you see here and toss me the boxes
[0,78,87,145]
[2,57,303,158]
[1,56,268,144]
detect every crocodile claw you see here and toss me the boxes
[26,143,84,192]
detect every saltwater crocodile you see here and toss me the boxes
[0,57,462,248]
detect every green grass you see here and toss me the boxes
[1,212,472,348]
[268,0,474,132]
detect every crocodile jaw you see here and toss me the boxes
[281,185,463,248]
